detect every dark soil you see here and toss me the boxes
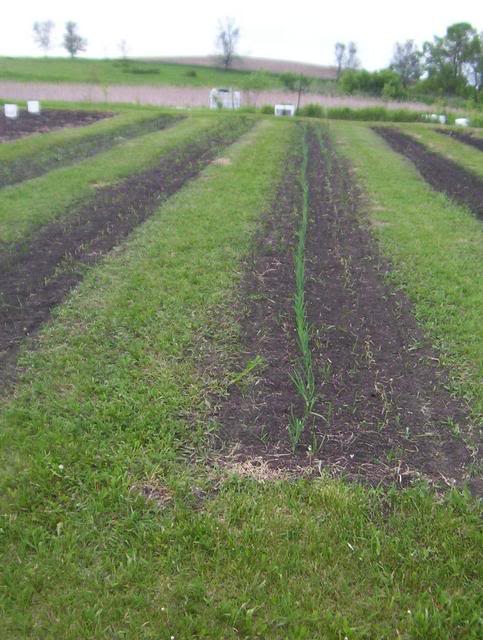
[0,119,253,382]
[0,114,183,188]
[217,124,477,489]
[436,128,483,152]
[373,127,483,220]
[0,108,112,142]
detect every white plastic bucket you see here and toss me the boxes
[4,104,18,119]
[27,100,41,114]
[455,118,469,127]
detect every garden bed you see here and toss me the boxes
[0,108,112,142]
[217,124,475,489]
[373,127,483,220]
[0,118,253,380]
[436,128,483,152]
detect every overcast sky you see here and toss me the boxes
[1,0,482,70]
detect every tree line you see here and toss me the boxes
[337,23,482,102]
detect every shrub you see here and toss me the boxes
[298,103,325,118]
[260,105,274,114]
[185,69,197,78]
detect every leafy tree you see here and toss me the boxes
[215,18,240,70]
[464,32,483,99]
[33,20,55,55]
[63,21,87,58]
[280,73,312,110]
[390,40,422,86]
[422,22,478,95]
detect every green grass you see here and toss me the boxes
[0,114,481,638]
[0,56,283,89]
[0,113,225,244]
[330,121,483,417]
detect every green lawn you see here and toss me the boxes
[0,114,481,639]
[0,56,283,90]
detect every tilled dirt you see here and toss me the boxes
[373,127,483,220]
[436,128,483,152]
[217,124,477,489]
[0,114,182,188]
[0,109,112,142]
[0,119,253,381]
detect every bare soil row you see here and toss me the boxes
[436,128,483,152]
[217,124,476,489]
[0,108,112,143]
[0,113,182,188]
[373,127,483,220]
[0,119,253,383]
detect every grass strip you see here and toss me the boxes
[331,121,483,417]
[0,112,182,188]
[0,114,221,244]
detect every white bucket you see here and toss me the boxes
[27,100,41,114]
[455,118,469,127]
[4,104,18,119]
[438,115,446,124]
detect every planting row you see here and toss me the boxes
[0,111,182,188]
[217,123,475,487]
[0,117,254,381]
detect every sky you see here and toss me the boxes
[1,0,482,70]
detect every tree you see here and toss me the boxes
[215,18,240,70]
[346,42,360,70]
[390,40,422,86]
[464,32,483,100]
[280,72,312,110]
[334,42,346,79]
[33,20,54,56]
[63,21,87,58]
[118,39,129,60]
[422,22,478,95]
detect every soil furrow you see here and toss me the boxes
[373,127,483,220]
[0,114,182,188]
[436,128,483,152]
[0,119,253,381]
[217,124,476,489]
[0,108,112,143]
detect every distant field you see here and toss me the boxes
[0,56,338,93]
[0,56,283,89]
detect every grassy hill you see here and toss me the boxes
[0,56,337,93]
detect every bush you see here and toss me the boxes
[326,106,421,122]
[339,69,406,99]
[260,105,274,114]
[298,103,325,118]
[185,69,197,78]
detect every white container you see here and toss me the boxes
[27,100,41,114]
[274,104,296,117]
[4,104,18,119]
[209,88,241,110]
[455,118,469,127]
[438,115,446,124]
[430,113,439,122]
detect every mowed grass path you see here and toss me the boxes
[331,121,483,418]
[0,113,222,243]
[0,117,481,639]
